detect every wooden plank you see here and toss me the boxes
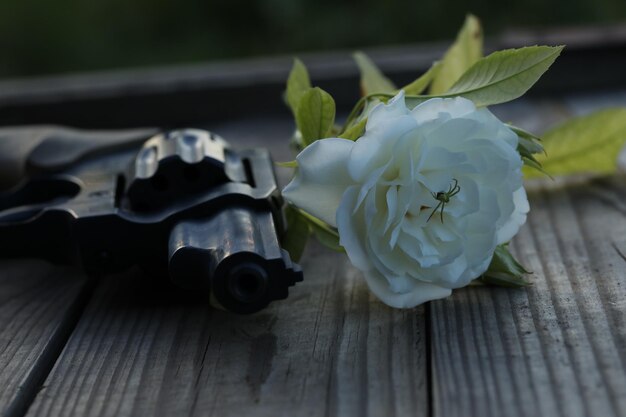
[430,177,626,417]
[0,260,90,417]
[24,117,427,416]
[16,94,626,416]
[2,27,626,128]
[25,243,428,417]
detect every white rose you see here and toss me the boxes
[283,91,529,308]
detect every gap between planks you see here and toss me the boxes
[429,177,626,417]
[23,246,430,417]
[1,266,97,417]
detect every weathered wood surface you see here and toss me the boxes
[1,91,626,417]
[2,24,626,128]
[13,122,430,417]
[25,248,428,417]
[0,261,90,417]
[430,178,626,417]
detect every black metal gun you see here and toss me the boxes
[0,127,302,314]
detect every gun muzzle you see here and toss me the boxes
[168,207,302,314]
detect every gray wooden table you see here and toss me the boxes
[2,68,626,416]
[1,91,626,417]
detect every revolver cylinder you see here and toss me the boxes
[0,128,303,314]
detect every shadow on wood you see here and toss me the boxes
[430,176,626,417]
[25,243,429,417]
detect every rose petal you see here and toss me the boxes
[337,186,372,271]
[282,138,355,226]
[348,116,417,182]
[363,269,452,308]
[297,95,532,309]
[496,186,530,244]
[367,90,410,127]
[411,96,476,124]
[470,108,519,148]
[348,92,417,183]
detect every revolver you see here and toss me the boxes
[0,127,302,314]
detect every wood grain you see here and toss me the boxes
[12,100,626,416]
[26,244,428,417]
[25,121,429,417]
[0,260,90,417]
[430,177,626,417]
[2,27,626,129]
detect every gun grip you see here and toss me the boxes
[0,126,158,191]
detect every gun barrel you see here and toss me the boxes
[168,206,302,314]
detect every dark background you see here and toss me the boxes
[2,0,626,79]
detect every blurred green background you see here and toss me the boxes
[1,0,625,79]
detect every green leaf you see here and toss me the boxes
[522,156,551,178]
[281,205,311,262]
[518,135,545,157]
[478,272,532,288]
[508,124,544,153]
[489,244,531,276]
[507,124,549,176]
[286,58,312,115]
[339,118,367,141]
[276,160,298,168]
[508,124,542,146]
[297,209,344,252]
[404,45,564,108]
[402,62,442,95]
[429,14,483,95]
[524,108,626,179]
[480,244,531,287]
[445,45,563,106]
[312,226,344,252]
[354,51,396,95]
[295,87,336,146]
